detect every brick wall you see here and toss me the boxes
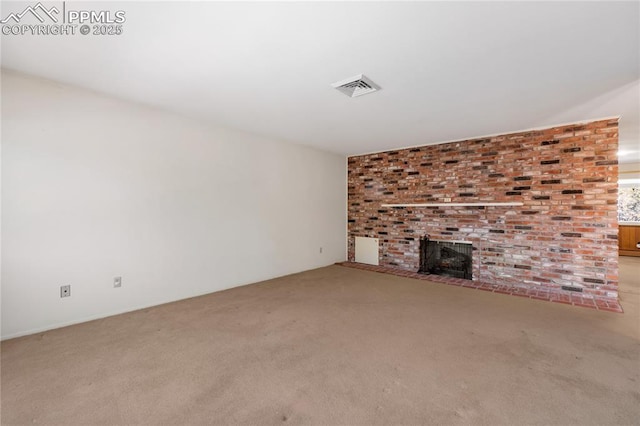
[347,119,619,300]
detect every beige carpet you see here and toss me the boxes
[2,257,639,425]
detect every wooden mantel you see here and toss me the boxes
[381,202,524,208]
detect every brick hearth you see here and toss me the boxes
[337,262,623,313]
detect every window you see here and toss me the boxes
[619,179,640,222]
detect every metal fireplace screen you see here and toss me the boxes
[419,237,472,280]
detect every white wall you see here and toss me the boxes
[620,162,640,179]
[1,70,347,339]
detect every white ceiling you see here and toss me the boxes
[2,1,639,161]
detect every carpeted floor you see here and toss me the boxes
[2,257,639,425]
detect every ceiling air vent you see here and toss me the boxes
[331,74,380,98]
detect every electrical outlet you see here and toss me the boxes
[60,285,71,298]
[114,276,122,288]
[444,197,452,202]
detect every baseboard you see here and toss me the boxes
[619,250,640,257]
[1,262,344,341]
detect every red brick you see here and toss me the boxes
[347,120,619,305]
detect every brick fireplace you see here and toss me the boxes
[347,119,619,302]
[419,237,473,280]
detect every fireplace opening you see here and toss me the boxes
[419,236,472,280]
